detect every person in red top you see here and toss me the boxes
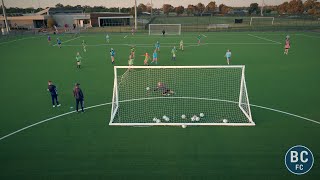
[284,38,290,55]
[73,83,84,112]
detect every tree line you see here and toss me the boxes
[1,0,319,16]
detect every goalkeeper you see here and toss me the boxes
[153,82,175,96]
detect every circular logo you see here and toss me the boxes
[285,145,314,175]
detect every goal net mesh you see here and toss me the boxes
[250,17,274,26]
[149,24,181,35]
[110,66,254,126]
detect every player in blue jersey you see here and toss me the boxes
[47,35,51,45]
[110,48,115,64]
[57,38,61,48]
[155,41,160,52]
[151,50,158,65]
[225,49,232,65]
[197,34,201,45]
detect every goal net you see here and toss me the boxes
[149,24,181,35]
[110,66,254,126]
[250,17,274,26]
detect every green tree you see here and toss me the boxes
[55,3,64,8]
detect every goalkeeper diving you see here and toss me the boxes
[149,82,175,96]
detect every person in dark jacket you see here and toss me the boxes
[47,81,61,107]
[73,83,84,112]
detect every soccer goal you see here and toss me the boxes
[110,66,254,126]
[250,17,274,26]
[149,24,181,35]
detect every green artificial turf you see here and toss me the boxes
[0,32,319,179]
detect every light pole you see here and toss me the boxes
[261,0,264,16]
[1,0,9,34]
[134,0,137,30]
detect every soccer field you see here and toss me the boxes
[0,31,319,179]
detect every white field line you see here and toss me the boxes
[53,36,82,46]
[124,35,128,38]
[0,36,36,45]
[0,97,319,142]
[62,42,279,48]
[248,34,282,44]
[202,34,207,38]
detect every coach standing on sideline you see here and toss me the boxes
[73,83,84,113]
[47,81,61,107]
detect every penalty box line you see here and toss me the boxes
[247,34,282,44]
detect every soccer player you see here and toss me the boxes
[131,27,135,36]
[155,41,160,52]
[284,38,290,55]
[197,34,201,45]
[225,49,232,65]
[73,83,84,113]
[130,46,135,58]
[142,52,150,65]
[110,48,116,64]
[162,29,166,36]
[171,46,177,61]
[154,82,175,96]
[76,52,82,68]
[47,81,61,107]
[128,54,134,70]
[179,40,184,51]
[47,35,51,45]
[106,34,110,43]
[151,50,158,65]
[57,38,62,48]
[82,40,87,52]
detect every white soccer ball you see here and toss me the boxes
[153,118,158,122]
[146,87,150,91]
[182,125,187,128]
[181,115,186,119]
[223,119,228,123]
[163,115,167,120]
[191,115,197,121]
[165,117,170,121]
[199,113,204,117]
[195,117,200,121]
[156,119,161,123]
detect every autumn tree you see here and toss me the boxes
[187,4,196,16]
[138,3,147,13]
[175,6,185,16]
[219,4,230,14]
[304,0,320,15]
[197,3,205,15]
[206,1,217,15]
[287,0,304,14]
[163,4,173,15]
[277,2,289,14]
[248,3,259,14]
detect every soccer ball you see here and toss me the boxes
[156,119,161,123]
[146,87,150,91]
[181,115,186,119]
[165,117,170,121]
[153,118,158,122]
[195,117,200,121]
[199,113,204,117]
[223,119,228,123]
[163,115,167,120]
[191,115,197,121]
[182,125,187,128]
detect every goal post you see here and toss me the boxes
[250,17,275,26]
[110,66,254,126]
[149,24,181,35]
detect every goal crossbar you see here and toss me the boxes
[250,17,275,26]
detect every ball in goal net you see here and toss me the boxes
[110,66,254,126]
[149,24,181,35]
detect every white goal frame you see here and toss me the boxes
[149,24,181,35]
[110,66,254,127]
[250,17,274,26]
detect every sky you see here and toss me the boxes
[3,0,299,8]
